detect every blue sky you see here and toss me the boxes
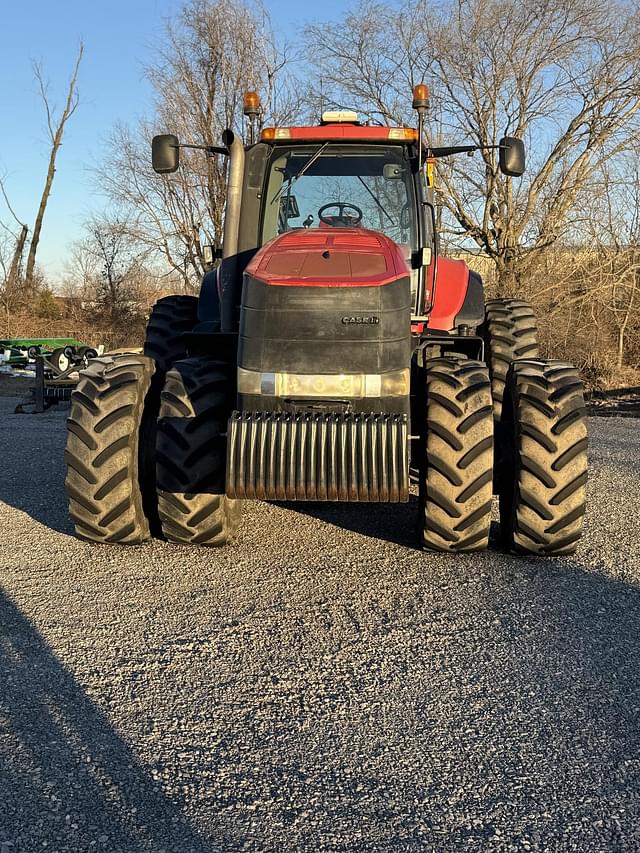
[0,0,346,284]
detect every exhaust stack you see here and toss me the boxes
[221,129,245,259]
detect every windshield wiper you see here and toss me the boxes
[356,176,395,226]
[271,142,331,205]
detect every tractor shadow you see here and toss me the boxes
[282,501,509,552]
[281,494,421,549]
[0,588,223,852]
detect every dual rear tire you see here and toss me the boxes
[481,298,539,419]
[143,295,198,371]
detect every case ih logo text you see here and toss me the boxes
[341,316,380,325]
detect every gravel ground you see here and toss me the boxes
[0,398,639,853]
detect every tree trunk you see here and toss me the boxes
[25,45,82,287]
[495,254,520,298]
[8,224,28,288]
[25,154,58,286]
[616,324,625,370]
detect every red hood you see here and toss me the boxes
[245,228,410,287]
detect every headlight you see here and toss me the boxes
[237,368,409,398]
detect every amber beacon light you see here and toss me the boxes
[243,91,261,144]
[243,90,261,117]
[412,83,430,168]
[412,84,430,111]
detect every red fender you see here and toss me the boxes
[427,257,470,331]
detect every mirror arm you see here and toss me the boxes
[426,143,503,158]
[178,143,229,157]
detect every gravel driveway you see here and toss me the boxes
[0,398,639,853]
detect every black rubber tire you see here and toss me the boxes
[481,298,539,419]
[419,357,494,552]
[64,354,158,544]
[156,357,241,546]
[50,347,70,373]
[143,295,198,371]
[499,359,588,556]
[77,345,99,363]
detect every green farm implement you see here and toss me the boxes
[0,338,97,372]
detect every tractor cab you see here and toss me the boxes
[242,114,430,323]
[259,134,423,309]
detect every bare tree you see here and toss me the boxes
[96,0,297,288]
[24,43,83,287]
[0,177,29,331]
[307,0,640,294]
[306,2,433,124]
[0,178,28,290]
[541,154,640,371]
[66,215,159,346]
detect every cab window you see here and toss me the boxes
[261,145,417,254]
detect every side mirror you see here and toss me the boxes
[280,194,300,219]
[499,136,525,177]
[203,244,222,267]
[383,163,404,180]
[152,134,180,174]
[411,247,432,268]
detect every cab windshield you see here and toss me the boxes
[262,144,417,253]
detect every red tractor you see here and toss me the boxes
[64,87,587,554]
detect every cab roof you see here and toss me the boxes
[260,124,418,144]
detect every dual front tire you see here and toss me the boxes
[65,352,240,547]
[66,292,241,547]
[66,353,587,555]
[418,357,494,552]
[417,355,587,555]
[498,359,587,555]
[65,355,156,544]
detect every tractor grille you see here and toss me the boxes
[226,411,409,502]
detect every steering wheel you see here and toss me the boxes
[318,202,363,227]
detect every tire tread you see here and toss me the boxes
[500,359,587,555]
[482,298,540,419]
[143,295,198,371]
[156,357,241,546]
[64,355,155,544]
[420,357,493,552]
